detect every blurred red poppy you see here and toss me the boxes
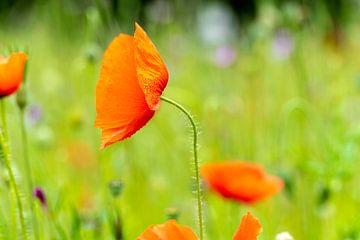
[0,52,28,97]
[201,161,284,203]
[95,23,168,149]
[137,220,198,240]
[233,212,262,240]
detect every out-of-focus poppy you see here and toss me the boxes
[0,52,28,97]
[201,161,284,203]
[95,23,168,149]
[137,212,261,240]
[137,220,198,240]
[66,141,96,169]
[233,212,262,240]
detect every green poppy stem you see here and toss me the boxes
[160,96,204,240]
[0,100,8,140]
[19,108,40,240]
[19,110,33,190]
[0,99,28,240]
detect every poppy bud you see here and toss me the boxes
[318,185,331,205]
[108,180,123,198]
[33,187,47,208]
[16,86,27,110]
[165,207,180,221]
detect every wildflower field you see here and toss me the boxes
[1,0,360,239]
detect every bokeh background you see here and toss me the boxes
[1,0,360,239]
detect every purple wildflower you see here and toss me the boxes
[272,30,294,60]
[33,187,47,208]
[27,104,42,126]
[214,46,237,68]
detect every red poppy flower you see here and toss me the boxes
[95,23,168,149]
[0,52,28,97]
[201,161,284,203]
[137,220,198,240]
[233,212,262,240]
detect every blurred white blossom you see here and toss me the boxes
[275,232,294,240]
[146,0,173,24]
[197,3,237,45]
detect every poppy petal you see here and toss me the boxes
[201,161,284,203]
[95,33,154,149]
[134,23,168,111]
[137,220,198,240]
[0,52,28,97]
[233,212,262,240]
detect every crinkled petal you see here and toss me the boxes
[134,23,168,111]
[95,34,154,149]
[233,212,262,240]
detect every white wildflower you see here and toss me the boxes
[275,232,293,240]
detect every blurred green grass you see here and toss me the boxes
[1,1,360,239]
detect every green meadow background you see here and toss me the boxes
[1,0,360,239]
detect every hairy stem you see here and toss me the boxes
[0,100,28,240]
[0,100,8,140]
[20,108,40,240]
[160,96,204,240]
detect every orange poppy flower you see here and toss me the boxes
[137,220,198,240]
[233,212,262,240]
[137,212,261,240]
[201,161,284,203]
[0,52,28,97]
[95,23,168,149]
